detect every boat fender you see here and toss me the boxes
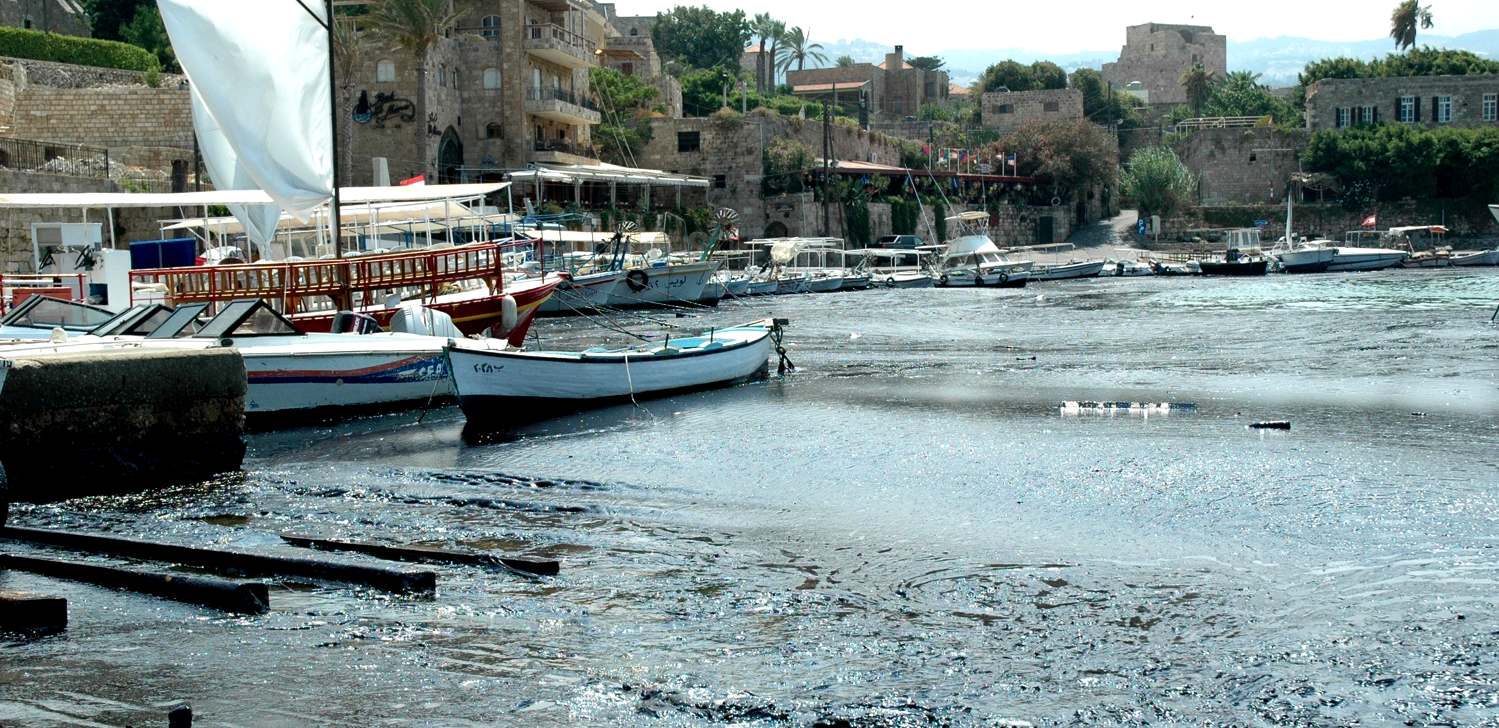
[885,277,897,288]
[497,295,519,336]
[998,272,1009,284]
[938,274,949,287]
[626,269,650,292]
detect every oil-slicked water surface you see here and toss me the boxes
[3,269,1498,726]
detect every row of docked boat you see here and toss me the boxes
[0,293,785,428]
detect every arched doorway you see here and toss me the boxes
[437,127,464,183]
[764,221,789,237]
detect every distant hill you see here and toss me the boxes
[813,30,1499,90]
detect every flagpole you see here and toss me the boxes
[325,0,344,262]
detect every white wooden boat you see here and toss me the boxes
[609,260,721,307]
[448,320,783,425]
[1450,248,1499,267]
[805,272,845,293]
[537,270,623,315]
[1322,231,1410,271]
[851,248,935,288]
[745,279,779,296]
[1032,259,1106,281]
[774,273,811,295]
[839,273,871,290]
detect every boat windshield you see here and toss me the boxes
[0,295,115,331]
[194,300,303,339]
[144,303,211,339]
[89,304,177,337]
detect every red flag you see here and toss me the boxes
[399,175,426,187]
[1360,213,1377,228]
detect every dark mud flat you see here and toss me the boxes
[3,269,1498,726]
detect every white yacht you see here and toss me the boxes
[1319,230,1411,272]
[934,212,1033,288]
[1012,243,1106,281]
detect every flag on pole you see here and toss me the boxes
[1360,213,1377,228]
[399,175,426,187]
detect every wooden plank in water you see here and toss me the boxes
[279,534,560,577]
[0,590,68,632]
[0,554,268,614]
[0,527,436,596]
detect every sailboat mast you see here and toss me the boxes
[325,0,344,260]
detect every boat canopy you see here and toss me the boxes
[0,183,511,210]
[756,237,844,265]
[508,163,709,188]
[162,197,510,236]
[942,235,1001,258]
[846,248,933,259]
[1387,225,1448,235]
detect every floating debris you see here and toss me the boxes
[1250,421,1292,430]
[1060,401,1198,415]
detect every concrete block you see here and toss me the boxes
[0,590,67,632]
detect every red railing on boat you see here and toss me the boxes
[129,240,542,313]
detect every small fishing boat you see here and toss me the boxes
[933,213,1033,288]
[1104,259,1156,277]
[1324,230,1410,272]
[745,279,780,296]
[537,268,623,315]
[1014,244,1106,281]
[1197,230,1269,276]
[1450,248,1499,267]
[448,320,785,425]
[838,272,872,291]
[1147,259,1201,276]
[850,248,935,288]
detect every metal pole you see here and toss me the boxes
[323,0,351,308]
[822,98,831,237]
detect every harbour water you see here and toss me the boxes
[3,269,1498,725]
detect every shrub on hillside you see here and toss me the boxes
[0,25,159,73]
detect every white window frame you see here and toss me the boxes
[482,68,501,90]
[376,60,396,83]
[1335,107,1350,129]
[1436,96,1453,124]
[480,15,500,39]
[1399,96,1416,123]
[1484,93,1496,122]
[1360,105,1375,125]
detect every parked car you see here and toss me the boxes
[874,235,924,250]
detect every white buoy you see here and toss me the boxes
[498,294,519,336]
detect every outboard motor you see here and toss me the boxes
[331,310,383,335]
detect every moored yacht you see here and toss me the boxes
[933,212,1033,288]
[1322,230,1410,272]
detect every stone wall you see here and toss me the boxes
[11,86,192,149]
[2,56,186,90]
[1101,23,1226,106]
[1305,75,1499,131]
[980,89,1084,133]
[637,110,913,238]
[1173,126,1308,206]
[759,193,1073,246]
[0,0,91,36]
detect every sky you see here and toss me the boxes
[615,0,1499,55]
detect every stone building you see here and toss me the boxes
[1304,75,1499,131]
[784,46,949,122]
[1173,126,1307,206]
[0,0,91,36]
[340,0,610,186]
[979,88,1084,133]
[1101,23,1226,107]
[598,21,682,118]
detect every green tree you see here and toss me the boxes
[978,60,1034,92]
[332,9,364,182]
[762,17,787,88]
[651,5,750,71]
[1390,0,1434,51]
[1203,70,1301,126]
[1070,68,1141,127]
[836,55,856,68]
[591,67,661,166]
[366,0,459,182]
[1180,63,1214,116]
[986,120,1117,202]
[82,0,149,41]
[119,4,174,71]
[1029,61,1067,91]
[776,26,827,76]
[907,56,945,72]
[1121,147,1198,220]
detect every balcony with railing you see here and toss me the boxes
[530,138,598,165]
[524,85,602,126]
[524,22,596,69]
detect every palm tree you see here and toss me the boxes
[776,26,827,80]
[332,12,363,184]
[763,18,787,90]
[749,13,775,95]
[1180,63,1215,116]
[365,0,458,182]
[1390,0,1434,50]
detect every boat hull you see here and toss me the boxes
[537,271,622,315]
[876,273,934,289]
[1275,248,1336,274]
[449,325,774,424]
[608,262,720,307]
[1032,260,1106,281]
[1451,249,1499,267]
[1199,260,1268,276]
[244,348,453,416]
[1325,249,1408,272]
[745,280,779,296]
[806,276,844,293]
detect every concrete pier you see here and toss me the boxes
[0,590,67,632]
[0,347,246,504]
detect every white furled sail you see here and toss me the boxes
[158,0,334,223]
[190,88,281,258]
